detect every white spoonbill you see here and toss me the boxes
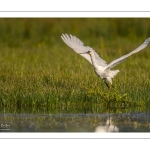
[61,34,150,88]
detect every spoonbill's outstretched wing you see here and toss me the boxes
[106,38,150,69]
[61,34,107,67]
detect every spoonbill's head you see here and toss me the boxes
[79,50,93,55]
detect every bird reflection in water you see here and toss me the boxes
[95,117,119,132]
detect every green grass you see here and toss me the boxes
[0,18,150,114]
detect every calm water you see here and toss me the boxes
[0,113,150,132]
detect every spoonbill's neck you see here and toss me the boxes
[89,51,105,78]
[89,51,99,68]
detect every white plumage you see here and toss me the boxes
[61,34,150,88]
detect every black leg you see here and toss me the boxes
[103,79,110,89]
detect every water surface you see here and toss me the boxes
[0,113,150,132]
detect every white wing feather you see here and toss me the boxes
[61,34,107,66]
[106,38,150,69]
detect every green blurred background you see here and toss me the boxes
[0,18,150,48]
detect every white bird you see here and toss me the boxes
[61,34,150,88]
